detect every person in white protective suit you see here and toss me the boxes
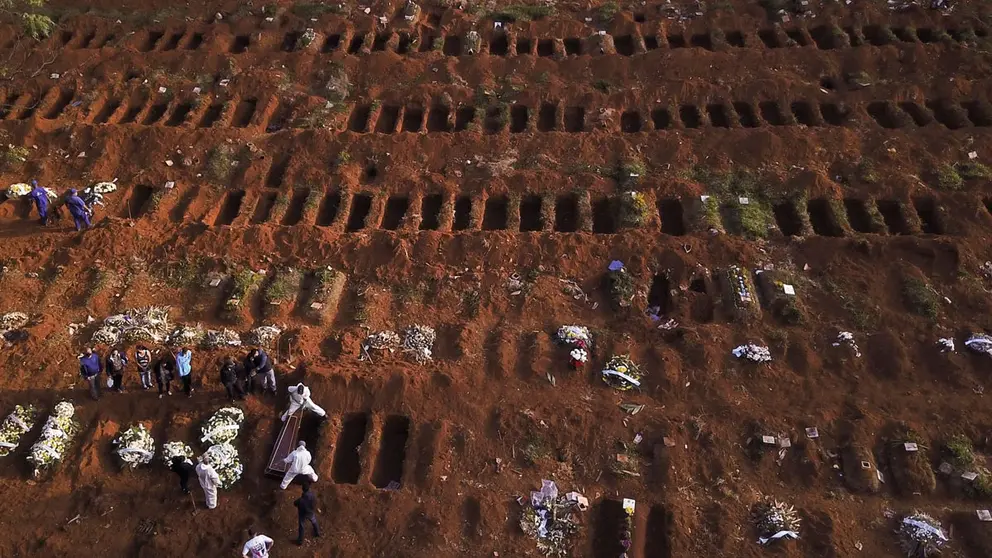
[280,441,318,490]
[280,383,326,422]
[196,454,222,509]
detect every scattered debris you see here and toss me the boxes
[733,344,772,363]
[361,330,400,360]
[833,331,862,358]
[402,324,436,364]
[937,338,955,353]
[519,480,582,557]
[203,329,242,348]
[965,334,992,356]
[244,325,281,347]
[753,500,801,545]
[897,512,947,557]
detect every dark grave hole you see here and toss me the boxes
[265,101,292,132]
[759,101,788,125]
[926,99,969,129]
[707,104,732,128]
[18,92,42,120]
[93,98,121,124]
[346,194,372,231]
[820,103,849,125]
[519,195,542,232]
[231,35,249,53]
[984,198,992,217]
[652,108,672,129]
[420,194,443,230]
[537,103,557,132]
[647,274,673,315]
[820,76,837,90]
[877,200,909,234]
[170,187,198,223]
[893,27,917,42]
[845,26,862,46]
[537,39,554,56]
[917,28,937,43]
[807,199,843,236]
[282,189,310,226]
[592,198,616,233]
[785,29,809,46]
[282,32,301,52]
[621,111,642,132]
[758,29,780,48]
[490,33,509,55]
[725,30,745,47]
[510,105,528,133]
[0,92,20,120]
[44,89,74,119]
[251,191,278,224]
[719,203,742,235]
[679,105,702,128]
[454,107,475,131]
[948,28,969,42]
[843,199,874,233]
[373,32,390,51]
[376,105,400,133]
[644,35,660,50]
[773,201,804,236]
[232,98,257,127]
[381,196,409,230]
[396,33,412,54]
[316,192,341,226]
[691,33,713,49]
[634,12,646,23]
[564,106,584,132]
[214,190,245,226]
[198,103,224,127]
[364,166,378,182]
[162,32,183,51]
[427,11,442,25]
[913,197,943,234]
[645,505,674,558]
[332,413,369,484]
[80,30,97,49]
[418,33,435,52]
[564,37,582,55]
[734,102,760,127]
[348,35,365,54]
[863,25,892,46]
[690,278,706,293]
[453,196,472,230]
[59,30,72,46]
[141,102,169,125]
[658,198,686,235]
[266,156,290,188]
[614,35,635,55]
[186,33,204,50]
[516,37,532,54]
[402,106,424,132]
[427,105,450,132]
[962,101,992,127]
[554,195,578,232]
[867,101,906,128]
[442,35,462,55]
[592,499,627,558]
[348,105,371,132]
[322,34,341,53]
[667,33,686,48]
[482,196,508,230]
[484,107,505,133]
[899,102,933,126]
[372,416,410,489]
[811,26,838,49]
[142,30,164,51]
[119,101,144,124]
[122,184,154,219]
[791,101,820,126]
[165,102,192,126]
[977,26,990,38]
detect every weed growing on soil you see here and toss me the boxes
[21,13,54,39]
[291,2,342,18]
[616,158,646,186]
[610,441,642,477]
[321,63,351,103]
[823,279,879,330]
[461,289,480,318]
[265,271,297,304]
[592,79,612,94]
[335,150,350,167]
[598,1,619,21]
[353,282,370,323]
[0,144,29,167]
[616,191,650,228]
[901,274,939,319]
[691,168,774,238]
[956,161,992,181]
[296,104,333,129]
[520,431,550,465]
[857,159,879,183]
[205,144,237,184]
[606,265,636,308]
[701,196,722,231]
[487,4,553,22]
[158,258,201,289]
[933,164,964,191]
[226,270,260,311]
[946,435,975,468]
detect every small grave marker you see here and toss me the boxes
[904,442,918,452]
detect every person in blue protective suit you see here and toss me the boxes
[65,188,91,231]
[28,180,48,225]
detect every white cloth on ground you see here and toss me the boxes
[280,445,318,489]
[281,383,326,420]
[196,462,221,509]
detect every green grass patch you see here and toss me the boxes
[901,273,939,319]
[487,4,553,22]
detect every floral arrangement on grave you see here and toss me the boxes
[555,325,591,370]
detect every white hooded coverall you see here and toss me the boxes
[281,443,318,489]
[196,462,221,509]
[280,383,326,421]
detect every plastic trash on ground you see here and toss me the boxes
[733,344,772,363]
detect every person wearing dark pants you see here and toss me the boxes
[294,481,320,545]
[155,356,175,399]
[176,347,193,398]
[106,348,128,392]
[170,456,195,494]
[220,356,245,401]
[79,348,102,400]
[135,345,153,390]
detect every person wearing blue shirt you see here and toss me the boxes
[65,188,91,231]
[78,347,102,400]
[176,347,193,397]
[28,180,48,225]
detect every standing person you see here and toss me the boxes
[220,356,245,401]
[155,355,175,399]
[196,454,221,510]
[65,188,91,231]
[247,348,277,395]
[79,347,102,400]
[176,347,193,398]
[294,481,321,545]
[135,345,153,390]
[280,441,318,489]
[28,180,49,225]
[280,383,326,422]
[242,528,273,558]
[105,348,128,392]
[170,456,195,494]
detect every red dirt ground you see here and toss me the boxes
[1,0,992,557]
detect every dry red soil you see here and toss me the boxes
[2,0,992,556]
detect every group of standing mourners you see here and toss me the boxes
[26,179,94,231]
[78,346,278,401]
